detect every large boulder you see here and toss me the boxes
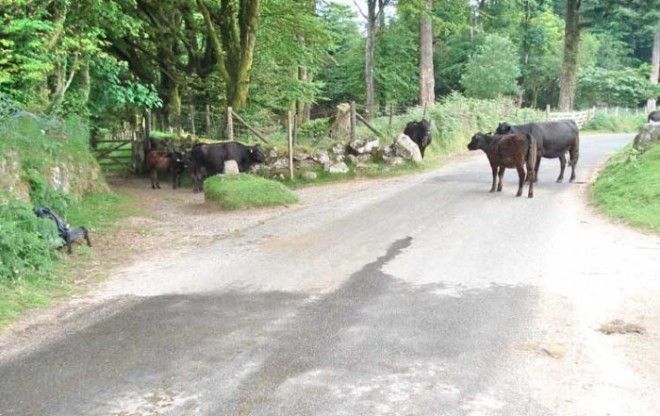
[325,161,349,174]
[312,150,331,165]
[393,133,422,162]
[223,160,240,175]
[633,123,660,152]
[348,138,380,155]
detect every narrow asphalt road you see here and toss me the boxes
[1,134,658,416]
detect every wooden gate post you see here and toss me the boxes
[350,101,357,142]
[287,110,294,180]
[144,110,152,140]
[189,104,196,136]
[388,102,394,130]
[205,104,212,136]
[226,106,234,140]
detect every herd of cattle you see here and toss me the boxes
[145,110,660,198]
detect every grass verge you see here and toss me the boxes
[0,191,135,329]
[204,174,298,210]
[592,143,660,232]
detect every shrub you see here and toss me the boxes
[460,34,521,99]
[0,197,61,280]
[583,111,646,132]
[204,174,298,210]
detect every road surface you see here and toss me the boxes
[1,133,658,416]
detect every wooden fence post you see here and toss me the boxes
[350,101,357,142]
[287,110,294,180]
[189,104,196,136]
[388,102,394,130]
[205,104,212,136]
[144,110,152,140]
[293,112,298,146]
[226,106,234,140]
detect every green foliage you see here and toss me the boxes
[460,34,521,99]
[316,3,365,104]
[520,9,564,107]
[593,144,660,231]
[578,66,660,108]
[0,197,60,281]
[250,0,333,110]
[374,15,419,104]
[583,110,647,132]
[204,174,298,210]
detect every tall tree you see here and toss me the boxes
[197,0,261,111]
[419,0,435,106]
[648,26,660,111]
[355,0,390,118]
[558,0,581,110]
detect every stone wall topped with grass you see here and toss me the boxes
[204,174,298,210]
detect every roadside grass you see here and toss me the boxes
[583,111,646,133]
[592,143,660,232]
[204,174,298,210]
[0,191,136,329]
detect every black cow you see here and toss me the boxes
[496,119,579,183]
[648,111,660,123]
[403,119,432,158]
[190,141,266,192]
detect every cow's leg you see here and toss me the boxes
[149,170,157,189]
[83,227,92,247]
[65,234,73,254]
[490,164,497,193]
[516,166,525,197]
[534,156,541,183]
[172,168,177,189]
[497,166,505,192]
[568,144,578,182]
[557,154,566,183]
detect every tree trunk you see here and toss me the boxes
[296,65,312,124]
[168,83,181,134]
[559,0,580,111]
[419,0,435,107]
[80,61,91,104]
[365,1,377,120]
[647,27,660,111]
[196,0,260,112]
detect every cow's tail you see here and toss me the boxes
[526,133,537,182]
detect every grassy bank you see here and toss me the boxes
[204,174,298,210]
[0,112,134,329]
[0,191,134,328]
[592,144,660,232]
[583,110,646,133]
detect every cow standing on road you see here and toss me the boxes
[190,141,266,192]
[467,132,537,198]
[495,120,579,183]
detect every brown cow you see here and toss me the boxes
[146,150,186,189]
[467,132,537,198]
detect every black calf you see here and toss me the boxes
[34,207,92,254]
